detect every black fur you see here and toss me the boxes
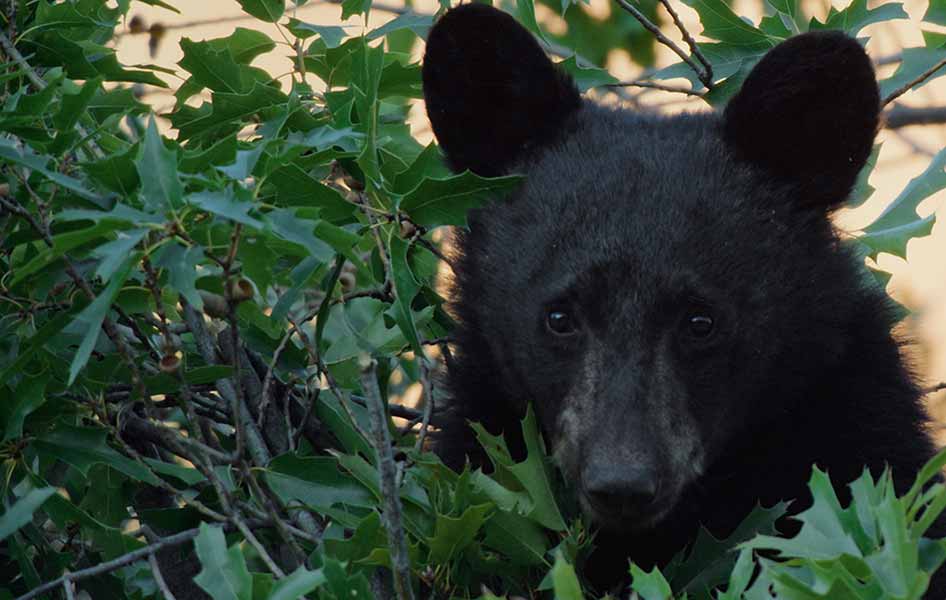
[724,31,880,208]
[421,3,581,176]
[423,6,944,596]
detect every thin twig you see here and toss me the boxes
[884,104,946,129]
[613,0,713,89]
[883,57,946,106]
[0,30,103,159]
[359,356,415,600]
[148,553,178,600]
[0,187,147,403]
[414,356,435,453]
[15,527,204,600]
[182,301,271,467]
[606,79,704,96]
[926,382,946,395]
[258,328,293,429]
[655,0,712,85]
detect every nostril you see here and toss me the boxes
[584,467,659,514]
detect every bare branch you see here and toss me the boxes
[0,30,103,159]
[149,553,178,600]
[605,79,704,96]
[360,356,416,600]
[655,0,712,85]
[925,382,946,395]
[882,57,946,106]
[182,301,272,466]
[613,0,713,89]
[15,527,204,600]
[883,104,946,129]
[415,356,436,453]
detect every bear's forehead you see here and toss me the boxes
[474,105,774,269]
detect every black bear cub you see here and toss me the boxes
[422,3,946,596]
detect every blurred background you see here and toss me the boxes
[112,0,946,440]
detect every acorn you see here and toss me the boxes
[338,272,356,292]
[228,277,254,303]
[159,353,181,374]
[399,219,417,239]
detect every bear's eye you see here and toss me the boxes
[547,310,576,336]
[686,314,715,338]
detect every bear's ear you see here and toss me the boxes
[723,31,879,209]
[422,4,581,176]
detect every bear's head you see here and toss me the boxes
[422,4,881,531]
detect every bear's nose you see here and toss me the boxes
[584,465,659,515]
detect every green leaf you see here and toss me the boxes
[743,468,863,560]
[366,12,433,40]
[482,508,550,566]
[210,28,277,64]
[1,375,48,442]
[0,138,109,208]
[387,232,424,356]
[515,0,547,42]
[630,564,673,600]
[236,0,284,23]
[0,487,57,543]
[427,503,493,563]
[0,305,81,386]
[188,189,263,228]
[33,425,161,485]
[681,0,775,45]
[858,147,945,258]
[716,548,756,600]
[760,0,802,36]
[323,299,435,363]
[809,0,907,35]
[398,171,524,228]
[265,208,334,261]
[352,40,384,187]
[53,76,102,131]
[66,255,137,384]
[263,455,376,514]
[341,0,372,20]
[471,405,567,531]
[392,143,450,194]
[555,56,619,91]
[925,0,946,26]
[178,38,244,94]
[664,502,787,598]
[266,567,326,600]
[153,243,205,311]
[879,37,946,100]
[193,523,253,600]
[321,557,375,598]
[83,148,141,196]
[136,116,183,212]
[269,164,355,222]
[847,143,881,210]
[550,550,583,600]
[287,20,348,47]
[92,229,148,282]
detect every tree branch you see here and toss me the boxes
[605,79,704,96]
[882,57,946,106]
[15,527,205,600]
[613,0,713,89]
[883,104,946,129]
[360,356,415,600]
